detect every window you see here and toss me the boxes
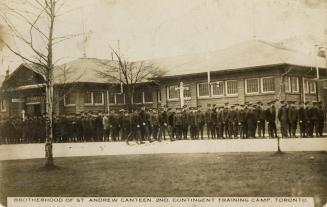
[285,77,291,93]
[261,77,275,93]
[285,76,299,93]
[64,93,76,106]
[304,79,309,94]
[93,92,104,105]
[290,77,299,93]
[84,92,93,105]
[212,81,224,96]
[133,90,143,104]
[183,84,191,99]
[246,78,259,94]
[226,80,238,95]
[324,80,327,89]
[144,89,153,103]
[197,83,210,97]
[109,93,116,104]
[157,90,162,102]
[167,85,179,100]
[309,80,316,94]
[0,99,6,112]
[116,93,125,105]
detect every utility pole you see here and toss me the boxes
[176,82,189,108]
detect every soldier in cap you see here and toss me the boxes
[127,109,144,144]
[121,110,131,141]
[211,104,217,139]
[139,106,150,141]
[298,102,306,137]
[181,105,189,139]
[265,101,277,138]
[197,105,206,139]
[150,108,160,141]
[222,103,230,138]
[278,101,289,138]
[228,105,237,138]
[311,101,320,137]
[255,102,266,138]
[188,107,198,139]
[288,101,298,137]
[317,101,325,137]
[158,106,174,141]
[216,106,224,138]
[168,108,176,139]
[103,113,110,141]
[205,104,214,139]
[109,110,119,141]
[173,108,183,140]
[95,112,104,141]
[246,105,257,138]
[304,101,313,137]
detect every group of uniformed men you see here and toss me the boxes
[0,100,325,144]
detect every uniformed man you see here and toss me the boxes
[304,101,313,137]
[222,103,230,138]
[288,101,298,138]
[205,104,214,139]
[150,108,160,141]
[317,101,326,137]
[237,104,246,139]
[120,110,131,141]
[197,105,205,139]
[188,107,198,140]
[181,105,189,139]
[298,102,306,137]
[109,110,119,141]
[265,101,277,138]
[256,102,266,138]
[246,105,257,138]
[158,106,174,141]
[211,104,217,139]
[173,108,183,140]
[278,101,289,138]
[139,106,150,141]
[311,101,320,137]
[228,105,237,138]
[217,106,224,138]
[127,109,144,144]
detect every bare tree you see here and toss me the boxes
[97,48,165,110]
[0,0,78,168]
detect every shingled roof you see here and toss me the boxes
[147,39,326,77]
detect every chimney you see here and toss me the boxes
[5,68,9,80]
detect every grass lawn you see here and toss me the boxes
[0,152,326,207]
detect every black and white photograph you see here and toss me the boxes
[0,0,327,207]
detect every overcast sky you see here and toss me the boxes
[1,0,327,75]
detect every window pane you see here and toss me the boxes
[93,92,103,104]
[291,77,298,92]
[116,94,125,104]
[212,81,224,96]
[226,80,238,95]
[133,90,143,104]
[304,79,309,93]
[84,92,92,104]
[246,79,259,93]
[262,77,275,92]
[109,93,115,104]
[309,80,316,93]
[144,89,153,103]
[168,85,179,99]
[198,83,209,97]
[285,77,290,93]
[183,84,191,98]
[65,93,76,105]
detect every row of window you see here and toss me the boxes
[64,90,154,107]
[167,76,317,100]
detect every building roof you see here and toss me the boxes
[147,39,326,77]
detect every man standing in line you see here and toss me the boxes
[288,101,298,138]
[298,102,306,137]
[278,101,289,138]
[205,104,213,139]
[197,105,205,139]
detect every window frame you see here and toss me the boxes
[167,85,179,101]
[245,78,260,95]
[290,77,299,93]
[225,80,238,96]
[115,93,126,105]
[304,78,309,94]
[261,77,275,94]
[309,80,317,94]
[197,82,210,98]
[64,93,77,107]
[84,92,93,106]
[143,90,153,104]
[93,92,104,106]
[211,81,225,97]
[132,90,143,104]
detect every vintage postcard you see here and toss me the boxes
[0,0,326,207]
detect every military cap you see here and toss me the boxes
[312,101,318,105]
[198,105,202,108]
[176,107,182,110]
[183,105,187,108]
[244,101,249,104]
[224,102,229,105]
[163,104,168,108]
[219,106,224,109]
[230,105,235,108]
[235,103,239,106]
[207,103,211,107]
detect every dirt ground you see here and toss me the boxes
[0,152,326,207]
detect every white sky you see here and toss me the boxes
[1,0,327,75]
